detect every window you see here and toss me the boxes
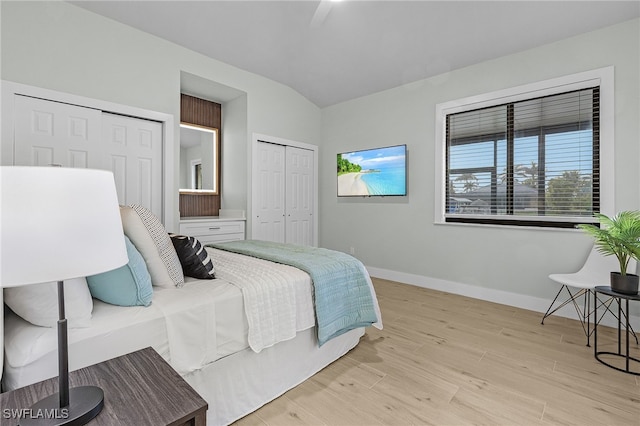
[435,68,613,229]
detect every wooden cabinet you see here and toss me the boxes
[179,217,245,244]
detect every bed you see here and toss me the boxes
[1,207,382,425]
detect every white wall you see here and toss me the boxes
[0,1,321,231]
[222,94,250,214]
[320,18,640,321]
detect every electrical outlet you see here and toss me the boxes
[349,247,355,255]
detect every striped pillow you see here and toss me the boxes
[170,234,215,279]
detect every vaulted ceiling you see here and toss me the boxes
[71,1,640,107]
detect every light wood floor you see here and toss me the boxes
[235,278,640,425]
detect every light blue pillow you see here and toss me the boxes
[87,235,153,307]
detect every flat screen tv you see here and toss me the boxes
[337,144,407,197]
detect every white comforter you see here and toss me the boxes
[208,248,315,352]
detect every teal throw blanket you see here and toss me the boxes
[208,240,378,346]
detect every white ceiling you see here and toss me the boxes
[71,1,640,108]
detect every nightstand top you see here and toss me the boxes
[0,347,207,426]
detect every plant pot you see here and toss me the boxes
[610,272,640,295]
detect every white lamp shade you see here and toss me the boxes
[0,167,128,287]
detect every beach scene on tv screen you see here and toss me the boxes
[337,145,406,196]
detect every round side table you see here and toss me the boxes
[593,286,640,375]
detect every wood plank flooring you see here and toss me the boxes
[235,278,640,425]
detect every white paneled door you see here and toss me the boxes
[101,113,162,217]
[254,141,286,243]
[14,95,102,168]
[286,146,314,246]
[13,95,163,218]
[253,141,315,246]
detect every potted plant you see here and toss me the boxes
[578,211,640,295]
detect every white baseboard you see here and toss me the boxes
[365,265,640,331]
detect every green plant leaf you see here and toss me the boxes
[577,211,640,275]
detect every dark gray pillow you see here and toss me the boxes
[169,234,215,279]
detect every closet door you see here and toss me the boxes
[14,95,102,168]
[13,95,164,219]
[102,113,163,217]
[285,146,314,246]
[252,141,315,245]
[253,142,286,242]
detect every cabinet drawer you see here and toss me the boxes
[196,233,244,244]
[179,220,245,240]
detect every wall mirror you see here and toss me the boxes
[179,123,218,194]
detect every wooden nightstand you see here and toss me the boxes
[0,347,207,425]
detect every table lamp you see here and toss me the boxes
[0,166,128,425]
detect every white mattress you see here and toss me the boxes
[2,250,315,391]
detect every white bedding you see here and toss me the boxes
[2,249,316,391]
[210,247,315,352]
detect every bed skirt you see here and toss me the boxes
[183,326,365,425]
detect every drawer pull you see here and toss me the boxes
[209,227,221,230]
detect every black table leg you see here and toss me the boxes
[625,298,630,372]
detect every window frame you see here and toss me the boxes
[434,67,614,229]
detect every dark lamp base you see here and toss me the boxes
[20,386,104,426]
